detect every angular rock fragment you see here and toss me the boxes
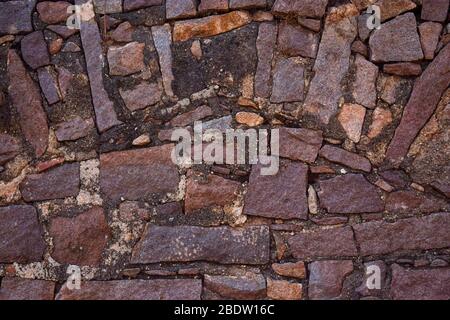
[7,50,49,157]
[352,55,378,109]
[278,21,319,58]
[272,0,329,18]
[0,134,21,165]
[421,0,450,22]
[198,0,229,13]
[37,1,71,24]
[185,173,241,214]
[383,62,422,76]
[93,0,123,14]
[49,207,110,266]
[385,190,449,214]
[0,0,35,35]
[390,264,450,300]
[267,279,302,300]
[119,82,162,111]
[230,0,266,9]
[308,260,354,300]
[375,0,416,22]
[21,31,50,70]
[123,0,163,12]
[271,58,305,103]
[353,212,450,256]
[254,22,277,98]
[369,13,423,62]
[76,0,121,132]
[0,278,55,301]
[47,25,79,39]
[111,21,134,42]
[170,105,213,127]
[319,145,372,172]
[419,22,443,60]
[108,42,145,76]
[288,226,358,260]
[272,261,306,279]
[100,144,179,202]
[235,112,264,127]
[386,44,450,166]
[244,161,309,219]
[368,107,393,139]
[0,205,46,263]
[152,24,175,97]
[166,0,197,20]
[318,174,384,214]
[20,163,80,201]
[278,127,323,163]
[338,103,366,143]
[55,116,95,142]
[37,67,61,105]
[173,11,252,42]
[204,272,266,299]
[131,225,270,264]
[57,279,202,300]
[303,5,357,124]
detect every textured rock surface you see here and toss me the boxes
[308,260,354,300]
[204,272,266,299]
[278,128,323,163]
[0,0,35,34]
[0,278,55,300]
[271,57,305,103]
[319,145,372,172]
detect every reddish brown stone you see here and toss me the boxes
[386,44,450,166]
[230,0,266,9]
[391,264,450,300]
[0,278,55,301]
[272,261,306,279]
[123,0,163,12]
[272,0,329,18]
[278,127,323,163]
[7,50,49,157]
[100,144,179,202]
[419,22,443,60]
[421,0,449,22]
[379,170,410,189]
[111,21,135,42]
[383,62,422,76]
[55,116,95,142]
[319,145,372,172]
[0,134,21,165]
[278,21,318,58]
[318,174,384,214]
[376,0,416,22]
[308,260,354,300]
[385,190,449,214]
[0,206,46,264]
[37,1,71,24]
[356,260,387,297]
[288,226,357,260]
[431,181,450,198]
[57,279,202,300]
[351,40,368,57]
[352,54,378,109]
[185,172,241,214]
[119,82,162,111]
[166,0,197,19]
[244,160,309,220]
[20,163,80,202]
[198,0,229,13]
[255,22,277,98]
[21,31,50,70]
[204,272,266,299]
[0,1,35,35]
[170,105,213,127]
[267,279,302,300]
[37,67,61,105]
[49,207,110,266]
[298,18,321,32]
[271,57,305,103]
[369,13,423,62]
[353,212,450,256]
[131,225,270,264]
[47,25,79,39]
[108,42,145,76]
[36,157,65,173]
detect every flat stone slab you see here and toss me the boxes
[0,278,55,300]
[0,0,35,35]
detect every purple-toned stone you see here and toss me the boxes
[319,145,372,172]
[21,31,50,70]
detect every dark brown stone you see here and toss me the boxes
[278,127,323,163]
[352,54,378,109]
[390,264,450,300]
[185,172,241,214]
[0,134,21,165]
[385,190,449,214]
[20,163,80,202]
[100,144,179,202]
[49,207,110,266]
[57,279,202,300]
[308,260,354,300]
[198,0,229,13]
[204,272,266,299]
[37,67,61,105]
[272,261,306,279]
[353,212,450,256]
[369,13,423,62]
[230,0,266,9]
[76,0,122,132]
[244,160,308,220]
[431,181,450,198]
[383,62,422,76]
[7,50,49,157]
[271,57,305,103]
[21,31,50,69]
[272,0,329,18]
[421,0,449,22]
[319,145,372,172]
[288,226,358,260]
[278,21,318,58]
[0,205,46,264]
[55,116,95,142]
[0,278,55,300]
[255,22,277,98]
[386,44,450,166]
[170,105,213,127]
[0,0,35,35]
[37,1,71,24]
[47,25,79,39]
[318,174,384,214]
[166,0,197,19]
[131,225,270,264]
[123,0,163,12]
